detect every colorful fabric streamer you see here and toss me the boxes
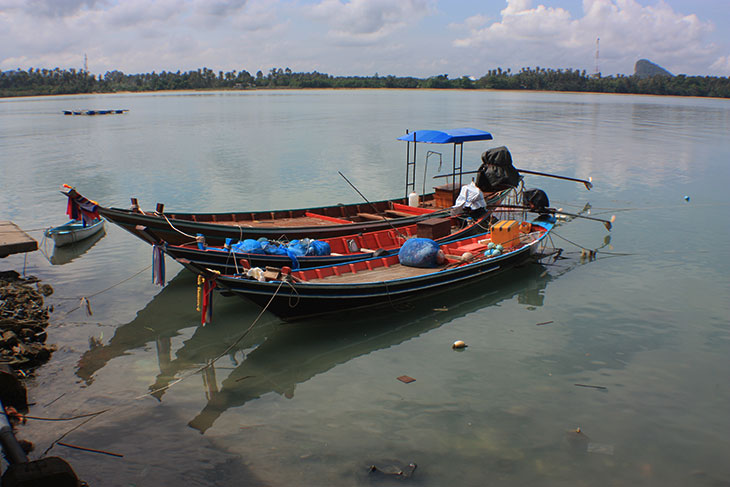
[64,188,100,226]
[152,245,165,286]
[201,278,217,325]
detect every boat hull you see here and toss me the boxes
[44,219,105,247]
[163,213,493,272]
[98,189,510,247]
[212,221,552,321]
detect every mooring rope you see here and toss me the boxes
[161,213,198,240]
[49,264,153,318]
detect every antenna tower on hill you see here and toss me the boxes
[84,53,88,73]
[594,37,600,77]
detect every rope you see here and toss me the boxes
[161,213,198,240]
[10,227,50,233]
[286,279,301,308]
[42,415,100,457]
[50,265,152,318]
[7,410,111,422]
[552,201,730,216]
[549,231,594,252]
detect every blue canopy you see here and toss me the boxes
[397,128,493,144]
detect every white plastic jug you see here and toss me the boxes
[408,192,419,207]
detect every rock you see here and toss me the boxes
[0,271,55,373]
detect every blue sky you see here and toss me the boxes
[1,0,728,77]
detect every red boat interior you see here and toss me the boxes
[291,222,545,283]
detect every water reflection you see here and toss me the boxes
[76,272,206,384]
[75,269,278,384]
[74,247,596,434]
[184,264,554,433]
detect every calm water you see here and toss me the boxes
[1,89,729,486]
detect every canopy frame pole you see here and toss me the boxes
[405,131,417,199]
[451,142,464,204]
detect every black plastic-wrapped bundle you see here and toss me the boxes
[475,147,521,192]
[523,188,550,213]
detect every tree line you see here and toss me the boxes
[1,66,728,98]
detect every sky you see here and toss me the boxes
[1,0,728,78]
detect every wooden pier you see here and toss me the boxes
[0,221,38,258]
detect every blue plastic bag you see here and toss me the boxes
[306,240,331,256]
[263,243,288,255]
[287,240,307,257]
[232,239,265,254]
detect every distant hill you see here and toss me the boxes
[634,59,673,79]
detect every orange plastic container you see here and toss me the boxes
[490,220,520,247]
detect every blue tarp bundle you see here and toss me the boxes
[398,238,445,268]
[226,237,332,270]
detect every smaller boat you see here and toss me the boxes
[44,219,105,247]
[49,225,106,265]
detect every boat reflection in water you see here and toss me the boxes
[183,264,555,433]
[47,226,106,265]
[75,271,276,385]
[76,255,583,433]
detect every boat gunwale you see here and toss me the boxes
[214,221,551,293]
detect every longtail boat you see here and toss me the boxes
[148,212,495,273]
[71,128,518,247]
[202,218,553,321]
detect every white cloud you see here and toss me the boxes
[194,0,248,17]
[710,56,730,76]
[0,0,288,73]
[454,0,719,75]
[0,0,725,77]
[23,0,102,17]
[307,0,434,44]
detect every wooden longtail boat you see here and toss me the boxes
[205,219,553,321]
[96,196,464,246]
[80,128,515,246]
[151,212,494,272]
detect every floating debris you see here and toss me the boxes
[535,320,554,326]
[574,383,607,390]
[565,427,589,452]
[368,462,417,479]
[452,340,467,349]
[397,375,416,384]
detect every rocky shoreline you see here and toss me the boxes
[0,270,56,374]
